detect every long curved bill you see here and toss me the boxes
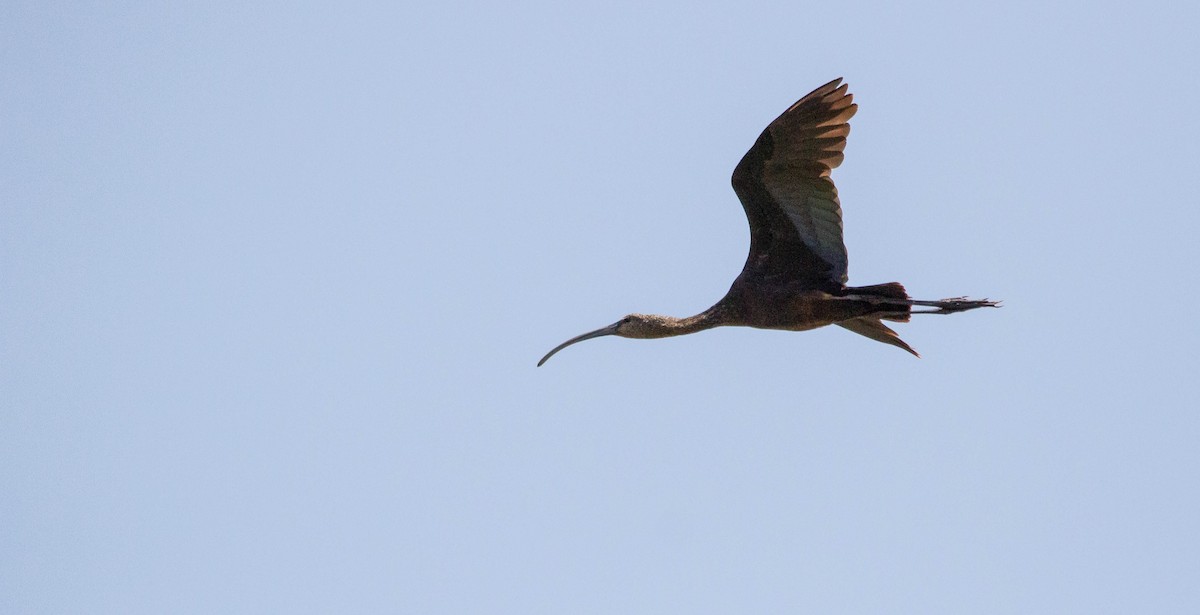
[537,322,621,366]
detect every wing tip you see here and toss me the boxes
[787,77,848,112]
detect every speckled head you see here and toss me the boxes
[538,312,722,366]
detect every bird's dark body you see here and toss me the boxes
[723,279,909,331]
[538,78,998,366]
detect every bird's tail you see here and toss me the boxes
[847,282,911,322]
[839,283,999,357]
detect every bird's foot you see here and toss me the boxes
[911,297,1001,314]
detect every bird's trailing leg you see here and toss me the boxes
[910,297,1001,314]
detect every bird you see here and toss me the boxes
[538,78,998,366]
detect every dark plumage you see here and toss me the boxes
[539,78,998,366]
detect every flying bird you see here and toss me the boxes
[539,78,998,366]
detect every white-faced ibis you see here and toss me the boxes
[539,78,998,366]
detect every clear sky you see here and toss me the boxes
[4,1,1199,613]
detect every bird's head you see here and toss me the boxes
[537,314,667,366]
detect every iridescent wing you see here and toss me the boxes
[731,78,856,288]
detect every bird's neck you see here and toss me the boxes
[638,305,729,339]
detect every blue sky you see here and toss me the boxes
[4,1,1199,613]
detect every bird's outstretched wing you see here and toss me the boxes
[731,78,857,288]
